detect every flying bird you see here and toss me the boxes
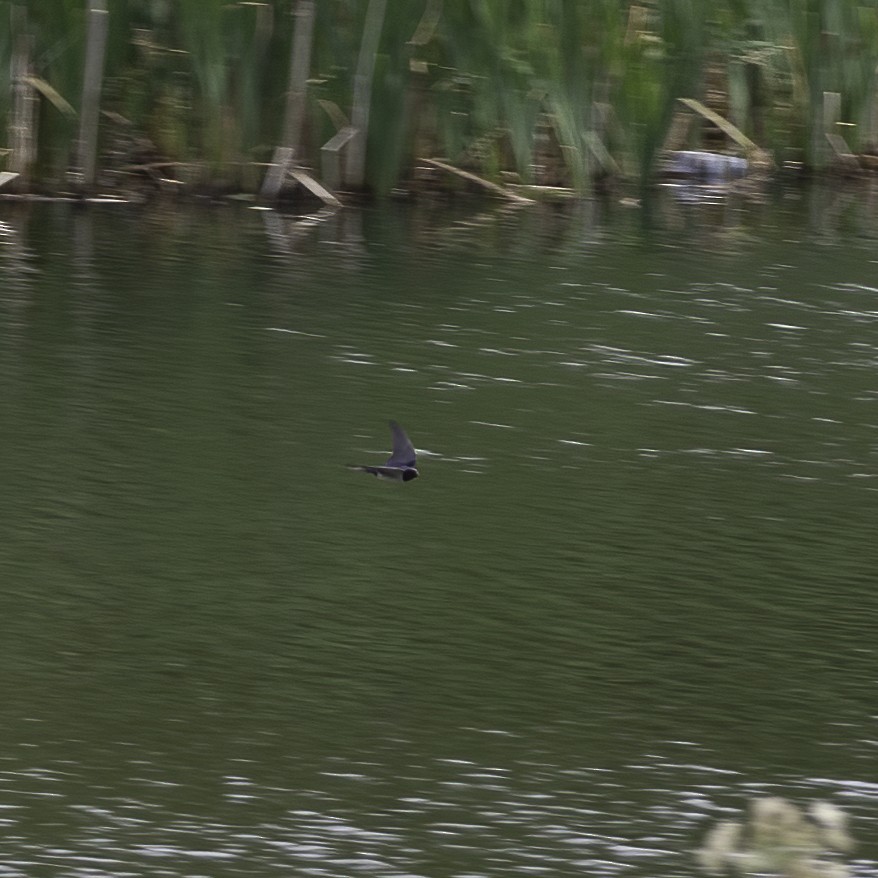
[348,420,419,482]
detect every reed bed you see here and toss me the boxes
[2,0,878,197]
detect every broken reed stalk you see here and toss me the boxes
[419,157,535,204]
[8,6,37,189]
[75,0,110,189]
[261,0,316,199]
[287,167,342,207]
[347,0,387,189]
[321,126,357,192]
[678,97,759,154]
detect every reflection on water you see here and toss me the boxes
[1,186,877,876]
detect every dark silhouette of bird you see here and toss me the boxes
[348,420,419,482]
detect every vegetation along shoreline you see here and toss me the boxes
[3,1,878,206]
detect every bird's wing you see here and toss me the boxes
[386,420,417,467]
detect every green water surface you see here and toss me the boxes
[1,187,876,876]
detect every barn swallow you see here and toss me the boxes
[348,420,419,482]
